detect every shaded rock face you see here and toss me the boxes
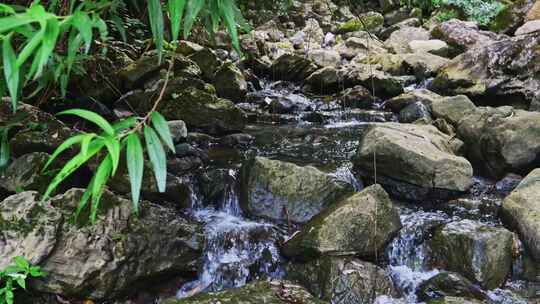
[502,168,540,261]
[429,220,513,289]
[353,123,473,200]
[0,102,73,157]
[0,189,204,300]
[491,0,535,34]
[416,271,486,302]
[162,280,326,304]
[431,34,540,109]
[287,256,396,304]
[214,62,248,102]
[283,185,402,260]
[240,157,353,223]
[342,64,404,98]
[431,19,504,56]
[453,107,540,177]
[0,152,52,193]
[270,54,319,81]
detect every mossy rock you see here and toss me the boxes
[339,12,384,33]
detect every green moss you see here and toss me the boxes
[338,12,384,33]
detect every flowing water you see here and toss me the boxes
[175,81,538,303]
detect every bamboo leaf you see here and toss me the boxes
[3,34,19,112]
[43,133,86,170]
[168,0,186,41]
[220,0,241,55]
[103,135,121,174]
[126,133,144,213]
[0,129,9,169]
[144,126,167,193]
[183,0,204,39]
[34,18,60,79]
[90,154,112,223]
[150,112,175,152]
[58,109,115,135]
[148,0,164,62]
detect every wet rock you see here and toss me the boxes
[385,89,443,113]
[219,133,254,148]
[168,120,188,143]
[354,123,473,200]
[287,256,396,304]
[384,27,431,54]
[338,12,385,34]
[305,67,341,93]
[240,157,353,223]
[416,271,486,301]
[214,62,248,102]
[0,152,53,193]
[188,47,221,81]
[0,189,204,299]
[431,19,504,56]
[343,64,404,98]
[501,169,540,261]
[271,54,318,81]
[430,95,477,125]
[408,39,450,57]
[399,101,432,123]
[426,297,484,304]
[339,85,375,109]
[0,102,73,157]
[430,220,513,289]
[495,173,523,194]
[162,280,326,304]
[431,34,540,109]
[283,184,401,259]
[455,107,540,177]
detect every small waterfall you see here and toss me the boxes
[330,163,363,192]
[177,170,283,299]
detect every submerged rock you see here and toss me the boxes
[283,185,401,259]
[353,123,473,200]
[502,168,540,261]
[240,157,353,223]
[0,189,204,300]
[431,33,540,109]
[163,280,326,304]
[429,220,513,289]
[287,256,396,304]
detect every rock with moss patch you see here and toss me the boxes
[162,280,326,304]
[384,27,431,54]
[490,0,535,33]
[188,47,221,80]
[287,256,396,303]
[283,184,401,259]
[0,152,54,194]
[429,220,513,289]
[339,12,384,34]
[240,157,353,223]
[353,123,472,200]
[342,64,404,98]
[214,62,248,102]
[271,54,319,81]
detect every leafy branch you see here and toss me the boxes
[0,257,45,304]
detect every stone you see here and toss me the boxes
[408,39,450,57]
[188,47,221,80]
[282,184,401,259]
[168,120,188,143]
[399,101,432,123]
[361,52,450,79]
[240,157,353,223]
[353,123,473,200]
[380,18,422,40]
[455,107,540,177]
[338,12,385,34]
[305,67,341,93]
[385,89,444,112]
[416,271,487,302]
[0,152,53,194]
[176,40,204,56]
[214,62,248,102]
[384,27,431,54]
[526,0,540,20]
[490,0,536,33]
[431,19,505,56]
[430,95,477,125]
[502,169,540,261]
[271,54,318,81]
[0,189,204,299]
[291,18,325,49]
[162,281,326,304]
[426,297,484,304]
[307,49,341,67]
[287,256,396,304]
[339,85,375,109]
[431,34,540,109]
[343,64,404,98]
[430,220,513,289]
[515,19,540,34]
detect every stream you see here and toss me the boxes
[173,80,538,303]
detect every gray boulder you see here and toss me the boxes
[384,27,431,54]
[240,157,353,223]
[214,62,248,102]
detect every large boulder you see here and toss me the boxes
[453,107,540,177]
[430,33,540,109]
[240,157,353,223]
[0,190,204,300]
[431,19,504,56]
[214,62,248,102]
[282,184,402,259]
[363,52,450,79]
[271,54,318,81]
[287,256,396,304]
[416,271,486,302]
[162,281,326,304]
[353,123,473,200]
[429,220,513,289]
[0,152,53,193]
[502,169,540,261]
[384,27,431,54]
[490,0,536,33]
[343,64,404,98]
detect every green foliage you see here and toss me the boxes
[435,8,460,22]
[0,256,45,304]
[42,109,176,224]
[442,0,504,25]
